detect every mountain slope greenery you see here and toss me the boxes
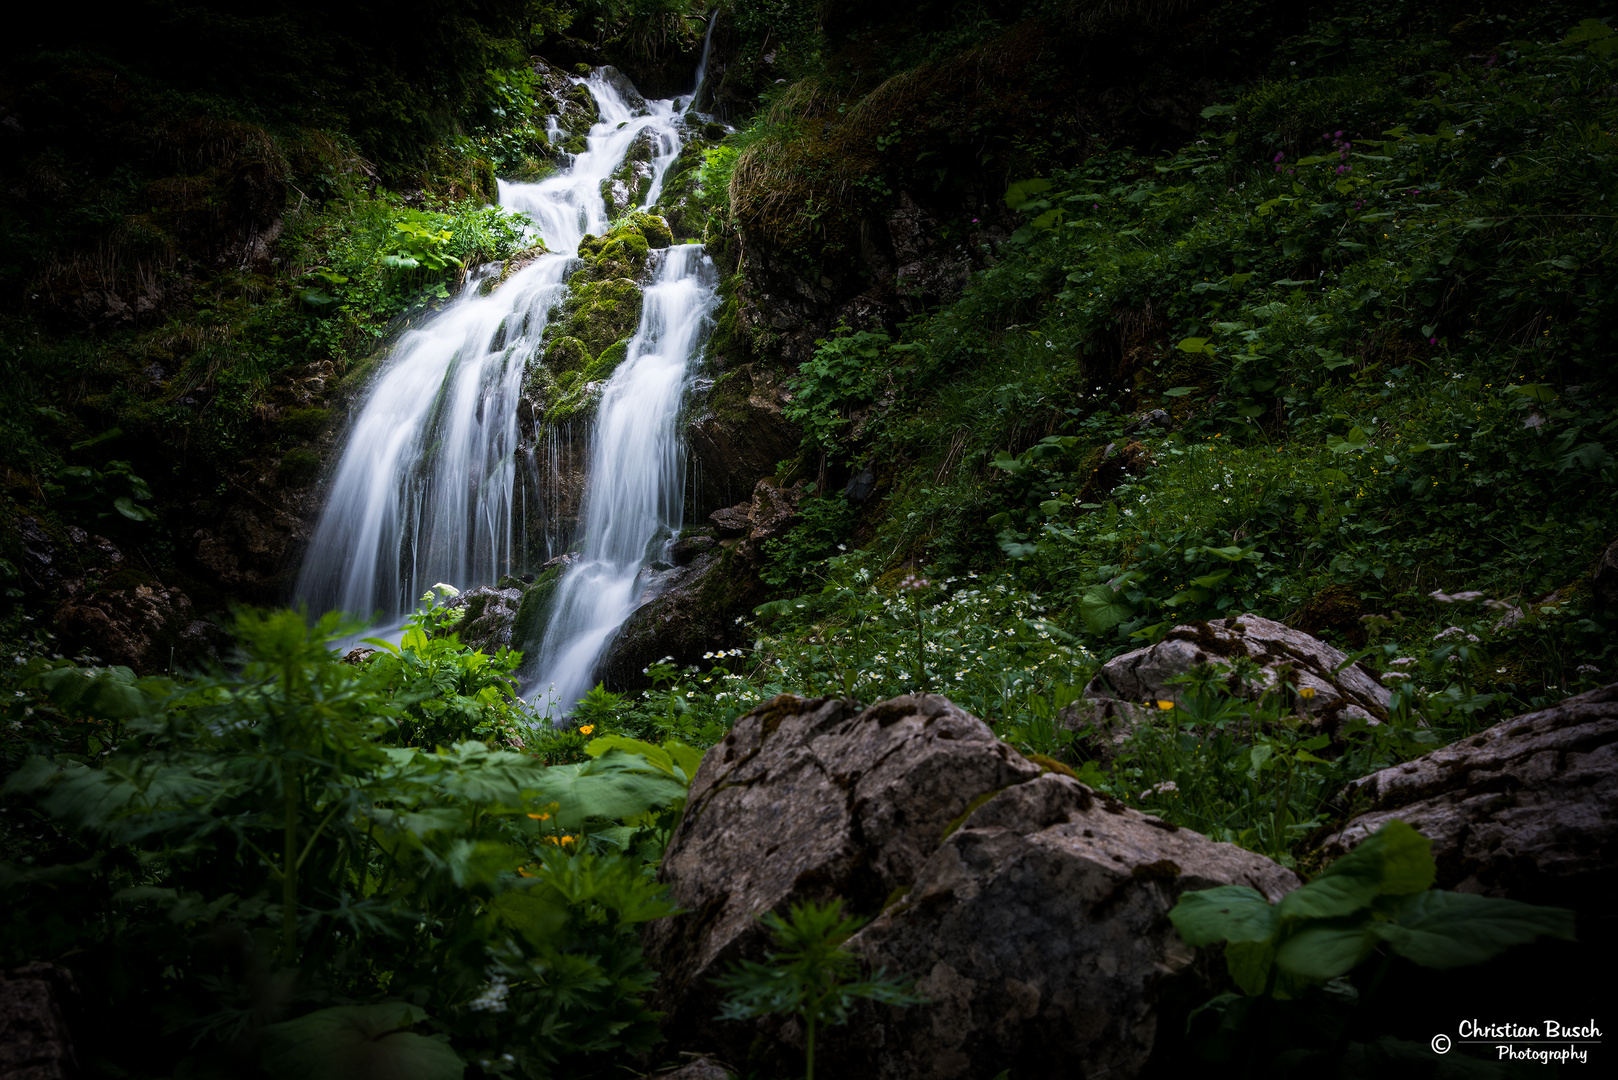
[2,2,1615,1078]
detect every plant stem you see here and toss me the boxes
[282,764,299,965]
[805,1010,816,1080]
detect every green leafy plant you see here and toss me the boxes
[1169,820,1575,1001]
[714,899,924,1080]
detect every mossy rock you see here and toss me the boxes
[627,211,673,250]
[543,336,591,373]
[512,565,565,650]
[562,277,643,358]
[581,338,633,384]
[277,406,331,442]
[545,378,606,426]
[277,448,323,484]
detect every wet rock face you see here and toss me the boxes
[841,775,1298,1080]
[598,479,803,685]
[53,574,221,673]
[644,692,1300,1080]
[443,585,525,653]
[1322,683,1618,922]
[1083,614,1391,735]
[686,364,801,520]
[642,693,1044,1063]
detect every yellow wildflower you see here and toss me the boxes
[1155,700,1175,710]
[1299,686,1317,699]
[579,724,595,735]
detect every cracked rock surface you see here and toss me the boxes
[645,693,1299,1080]
[1322,682,1618,920]
[1083,613,1390,734]
[642,693,1041,1061]
[835,774,1298,1080]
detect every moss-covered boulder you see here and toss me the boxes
[601,128,661,218]
[542,336,591,373]
[511,563,567,652]
[561,277,643,359]
[581,338,633,384]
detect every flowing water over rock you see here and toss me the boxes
[296,54,719,711]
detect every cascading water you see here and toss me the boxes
[297,39,721,702]
[528,246,717,714]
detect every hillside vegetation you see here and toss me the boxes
[2,2,1614,1078]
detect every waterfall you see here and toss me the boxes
[528,245,717,714]
[297,36,720,696]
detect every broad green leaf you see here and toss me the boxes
[1562,18,1613,44]
[1280,820,1434,921]
[488,887,568,947]
[1004,178,1053,209]
[1169,886,1277,946]
[1079,583,1134,633]
[1508,383,1556,403]
[1224,939,1275,996]
[1275,917,1377,982]
[1327,427,1368,455]
[1189,570,1232,589]
[1163,386,1194,397]
[1408,442,1456,453]
[261,1003,463,1080]
[1371,891,1576,969]
[1177,337,1213,353]
[114,497,158,521]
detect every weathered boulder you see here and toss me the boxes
[1081,614,1390,735]
[1056,697,1154,766]
[707,503,750,537]
[1321,683,1618,922]
[53,573,221,674]
[746,479,806,543]
[1593,536,1618,610]
[687,364,801,517]
[597,544,764,687]
[838,774,1300,1080]
[443,585,525,653]
[642,694,1043,1061]
[0,963,78,1079]
[633,1058,731,1080]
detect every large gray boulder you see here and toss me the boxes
[645,693,1300,1080]
[839,775,1299,1080]
[1080,613,1391,734]
[642,694,1043,1062]
[1321,683,1618,919]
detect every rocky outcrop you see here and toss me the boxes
[53,574,221,673]
[443,584,526,653]
[0,963,78,1080]
[644,692,1300,1080]
[633,1058,731,1080]
[599,479,805,686]
[687,365,801,519]
[1321,683,1618,925]
[839,774,1299,1080]
[596,543,760,687]
[1078,614,1391,736]
[642,693,1044,1062]
[1594,536,1618,610]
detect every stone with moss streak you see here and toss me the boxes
[1080,613,1391,736]
[836,773,1299,1080]
[642,693,1044,1067]
[1322,682,1618,921]
[645,693,1300,1080]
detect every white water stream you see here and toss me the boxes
[296,44,719,714]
